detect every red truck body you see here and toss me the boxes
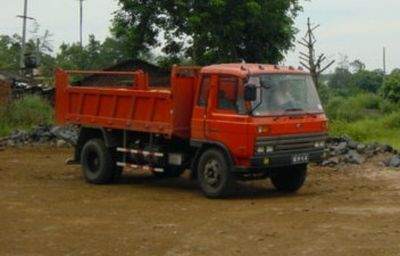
[55,63,328,198]
[55,67,199,139]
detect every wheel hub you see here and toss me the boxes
[88,153,100,173]
[204,159,220,186]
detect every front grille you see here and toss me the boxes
[256,132,328,153]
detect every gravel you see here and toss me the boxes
[323,135,399,169]
[0,124,78,148]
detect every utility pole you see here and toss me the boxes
[383,47,386,75]
[79,0,86,48]
[17,0,34,71]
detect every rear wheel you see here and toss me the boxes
[270,164,307,193]
[197,149,235,198]
[81,138,118,184]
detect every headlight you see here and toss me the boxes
[314,141,326,148]
[266,146,274,153]
[256,146,265,154]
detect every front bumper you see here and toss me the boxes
[249,148,324,169]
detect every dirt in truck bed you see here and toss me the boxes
[1,147,400,256]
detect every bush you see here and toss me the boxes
[317,83,331,105]
[329,110,400,149]
[381,111,400,129]
[380,71,400,103]
[329,120,371,142]
[324,96,345,120]
[325,93,383,122]
[379,100,398,113]
[0,95,54,137]
[351,93,381,109]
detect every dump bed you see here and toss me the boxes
[55,66,200,139]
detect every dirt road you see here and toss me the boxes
[1,147,400,256]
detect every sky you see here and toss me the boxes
[0,0,399,73]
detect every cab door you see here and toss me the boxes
[204,75,249,161]
[191,74,212,140]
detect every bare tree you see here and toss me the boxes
[299,18,335,90]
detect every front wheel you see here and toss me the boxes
[197,149,235,198]
[270,164,307,193]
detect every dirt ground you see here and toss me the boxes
[1,147,400,256]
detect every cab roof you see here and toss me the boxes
[200,63,308,77]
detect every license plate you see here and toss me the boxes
[292,154,309,164]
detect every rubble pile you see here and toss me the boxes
[11,80,54,103]
[0,125,78,148]
[323,135,400,169]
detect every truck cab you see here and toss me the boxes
[190,64,327,197]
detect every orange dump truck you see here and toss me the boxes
[55,63,328,198]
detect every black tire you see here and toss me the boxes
[81,138,116,184]
[270,164,307,193]
[197,149,235,198]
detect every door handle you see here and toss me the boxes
[210,128,218,132]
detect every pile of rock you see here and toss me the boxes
[383,155,400,168]
[322,135,400,168]
[0,124,78,148]
[11,80,55,103]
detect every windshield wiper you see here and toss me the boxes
[283,108,318,119]
[284,108,304,112]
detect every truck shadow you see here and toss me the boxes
[115,172,315,200]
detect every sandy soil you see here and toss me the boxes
[1,147,400,256]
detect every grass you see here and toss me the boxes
[0,95,54,137]
[324,93,392,122]
[329,110,400,149]
[322,91,400,149]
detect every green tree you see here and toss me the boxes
[112,0,304,65]
[350,69,384,93]
[56,35,130,70]
[39,53,56,77]
[0,28,56,77]
[0,34,21,69]
[381,70,400,103]
[350,59,366,73]
[329,67,352,91]
[56,42,85,70]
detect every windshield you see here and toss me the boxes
[248,74,323,116]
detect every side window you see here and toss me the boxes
[197,75,211,107]
[217,76,238,111]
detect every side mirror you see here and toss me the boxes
[244,84,257,101]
